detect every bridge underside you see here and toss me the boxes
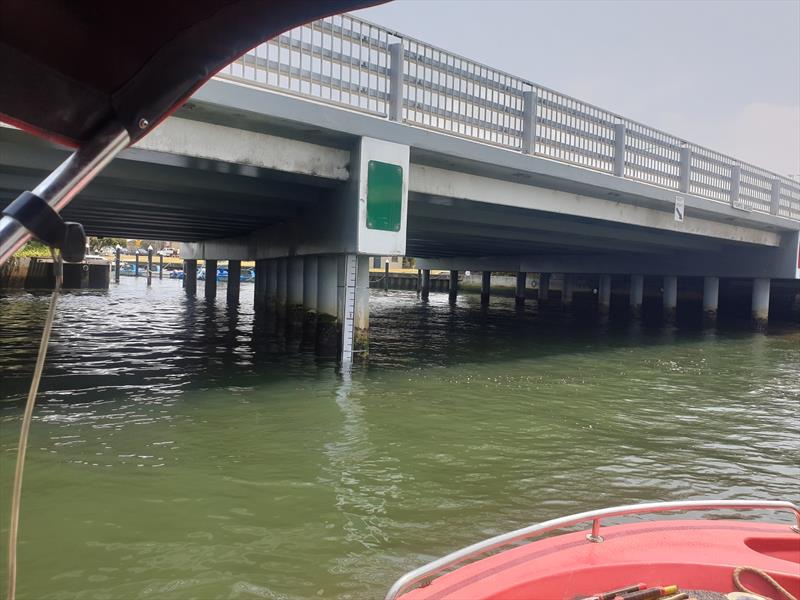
[0,105,797,278]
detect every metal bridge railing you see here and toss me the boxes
[216,13,800,222]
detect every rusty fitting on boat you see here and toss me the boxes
[586,518,604,542]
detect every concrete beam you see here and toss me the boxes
[410,165,781,247]
[132,117,349,182]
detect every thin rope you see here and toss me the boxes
[734,565,798,600]
[6,249,62,600]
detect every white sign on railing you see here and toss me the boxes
[674,196,685,222]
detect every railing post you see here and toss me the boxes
[770,179,782,216]
[679,145,691,193]
[521,90,537,154]
[613,121,626,177]
[730,164,741,208]
[388,43,404,122]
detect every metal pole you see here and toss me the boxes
[159,253,164,279]
[384,261,389,292]
[0,122,129,265]
[613,122,626,177]
[679,145,691,193]
[388,43,404,122]
[730,165,741,209]
[521,91,537,154]
[114,246,121,283]
[770,179,782,216]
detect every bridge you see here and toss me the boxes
[2,13,798,354]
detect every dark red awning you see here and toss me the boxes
[0,0,385,147]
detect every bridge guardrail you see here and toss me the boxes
[216,13,800,222]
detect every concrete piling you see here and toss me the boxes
[481,271,491,305]
[205,259,217,300]
[562,274,574,310]
[287,257,304,320]
[449,270,459,304]
[629,274,644,316]
[355,255,370,353]
[184,259,197,295]
[159,254,164,279]
[147,246,153,286]
[598,274,611,315]
[134,252,140,277]
[277,258,288,313]
[114,247,121,283]
[538,273,550,304]
[266,259,278,310]
[421,269,431,301]
[752,278,770,329]
[303,256,318,317]
[384,261,390,292]
[254,259,267,306]
[515,272,527,307]
[317,255,339,349]
[703,276,719,324]
[227,260,241,304]
[663,275,678,323]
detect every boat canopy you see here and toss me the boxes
[0,0,383,147]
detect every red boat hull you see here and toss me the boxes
[400,520,800,599]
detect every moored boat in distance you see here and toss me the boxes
[387,500,800,600]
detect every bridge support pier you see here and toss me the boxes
[752,278,770,329]
[538,273,550,304]
[449,270,459,304]
[227,260,241,304]
[276,258,288,314]
[421,269,431,301]
[184,259,197,296]
[703,276,719,325]
[317,255,339,350]
[598,275,611,316]
[562,275,574,310]
[287,257,304,321]
[663,275,677,323]
[205,260,217,300]
[630,274,644,316]
[515,272,527,307]
[481,271,491,305]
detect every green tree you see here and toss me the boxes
[89,237,127,252]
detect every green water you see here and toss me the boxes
[1,278,798,599]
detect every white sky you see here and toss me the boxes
[354,0,800,177]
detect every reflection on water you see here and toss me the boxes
[1,277,799,599]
